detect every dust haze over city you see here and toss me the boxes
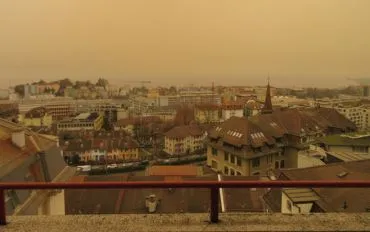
[1,0,370,87]
[1,1,370,231]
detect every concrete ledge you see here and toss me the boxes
[4,213,370,232]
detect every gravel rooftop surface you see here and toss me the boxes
[3,213,370,232]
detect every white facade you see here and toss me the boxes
[281,191,315,214]
[221,109,244,121]
[332,105,370,131]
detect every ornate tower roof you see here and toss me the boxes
[261,78,273,114]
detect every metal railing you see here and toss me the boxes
[1,180,370,226]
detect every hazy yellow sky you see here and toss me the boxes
[1,0,370,87]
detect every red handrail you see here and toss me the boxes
[1,180,370,226]
[1,180,370,189]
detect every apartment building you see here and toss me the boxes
[221,101,244,121]
[332,104,370,131]
[129,96,158,114]
[207,116,286,176]
[18,107,53,128]
[18,97,75,120]
[317,133,370,155]
[179,91,221,105]
[164,125,206,155]
[57,112,104,132]
[194,104,221,124]
[63,132,140,163]
[244,100,263,117]
[207,106,356,177]
[0,118,67,215]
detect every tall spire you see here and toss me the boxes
[261,75,273,114]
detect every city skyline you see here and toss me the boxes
[2,0,370,88]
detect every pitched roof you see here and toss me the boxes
[261,81,273,114]
[314,107,357,130]
[0,119,64,179]
[64,173,266,214]
[65,174,129,214]
[265,160,370,212]
[148,165,200,176]
[318,134,370,146]
[209,116,275,148]
[164,125,204,139]
[221,175,266,212]
[195,104,219,111]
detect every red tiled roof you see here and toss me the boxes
[116,116,162,127]
[164,125,204,139]
[148,165,199,176]
[195,104,219,111]
[209,116,275,147]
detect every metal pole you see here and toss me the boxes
[210,187,219,223]
[0,190,6,225]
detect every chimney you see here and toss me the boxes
[12,128,26,149]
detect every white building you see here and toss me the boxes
[331,105,370,131]
[221,105,244,121]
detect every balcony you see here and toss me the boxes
[1,181,370,231]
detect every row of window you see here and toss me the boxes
[58,123,95,128]
[224,152,242,166]
[224,166,242,176]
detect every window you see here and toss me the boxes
[211,160,218,169]
[230,169,235,176]
[275,161,279,169]
[252,158,260,168]
[211,148,218,156]
[236,157,242,166]
[267,154,273,164]
[224,152,229,161]
[280,160,285,168]
[230,154,235,164]
[224,166,229,175]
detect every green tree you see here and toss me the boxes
[14,85,25,97]
[96,78,109,88]
[59,78,73,88]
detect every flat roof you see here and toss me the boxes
[283,188,320,203]
[327,152,370,162]
[74,113,91,120]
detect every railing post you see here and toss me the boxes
[210,187,219,223]
[0,189,6,225]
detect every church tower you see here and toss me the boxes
[261,78,273,114]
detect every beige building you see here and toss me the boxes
[206,107,356,176]
[164,125,206,155]
[18,107,53,127]
[57,112,104,132]
[63,134,140,163]
[332,104,370,131]
[318,133,370,155]
[194,104,221,124]
[207,117,286,176]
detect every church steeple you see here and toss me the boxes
[261,76,273,114]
